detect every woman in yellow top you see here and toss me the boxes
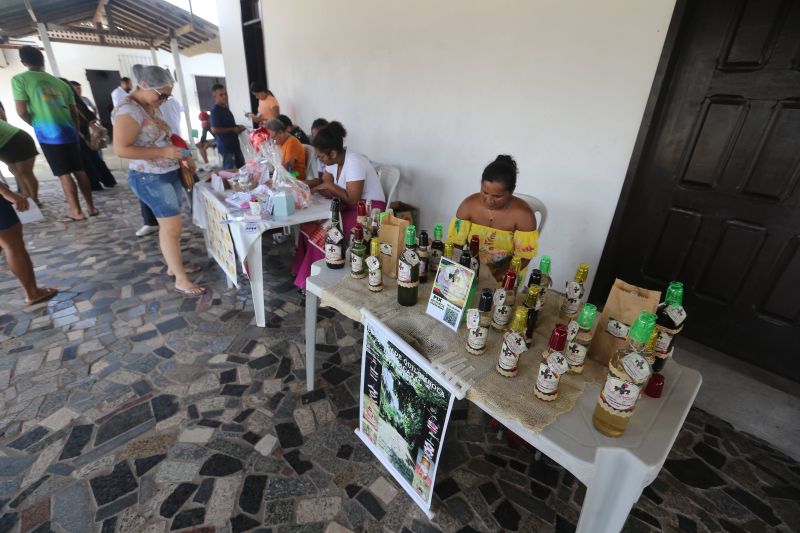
[447,154,538,280]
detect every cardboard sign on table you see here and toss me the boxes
[357,309,456,518]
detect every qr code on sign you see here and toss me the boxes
[443,307,458,327]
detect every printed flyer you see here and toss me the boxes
[359,312,455,514]
[426,257,476,331]
[201,192,238,286]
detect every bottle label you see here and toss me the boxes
[419,258,428,278]
[366,256,382,286]
[466,309,480,329]
[498,332,525,371]
[325,244,342,263]
[380,243,393,256]
[601,375,640,411]
[666,305,687,327]
[622,352,651,383]
[493,305,511,326]
[535,288,547,311]
[546,352,569,375]
[351,254,364,273]
[566,280,584,299]
[566,320,580,342]
[402,249,420,266]
[655,329,673,353]
[536,362,560,394]
[493,288,506,307]
[430,249,442,268]
[470,256,480,273]
[398,261,413,284]
[467,326,488,351]
[328,228,343,244]
[606,318,629,338]
[565,342,587,367]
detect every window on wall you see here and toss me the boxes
[195,75,226,113]
[241,0,266,114]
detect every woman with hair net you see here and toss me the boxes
[112,65,205,296]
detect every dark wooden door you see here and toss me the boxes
[593,0,800,381]
[85,69,121,137]
[195,75,226,115]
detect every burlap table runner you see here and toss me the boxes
[318,268,607,433]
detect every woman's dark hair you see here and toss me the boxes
[19,46,45,67]
[481,154,518,192]
[249,81,272,96]
[277,114,293,128]
[311,121,346,153]
[311,118,329,130]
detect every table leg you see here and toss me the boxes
[247,236,266,328]
[305,290,318,391]
[576,448,648,533]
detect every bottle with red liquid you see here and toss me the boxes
[535,324,570,401]
[356,199,369,239]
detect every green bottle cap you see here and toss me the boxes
[629,311,657,344]
[290,171,299,178]
[576,303,597,329]
[379,212,387,223]
[434,223,443,241]
[575,263,589,283]
[665,281,684,307]
[404,225,417,246]
[539,255,551,275]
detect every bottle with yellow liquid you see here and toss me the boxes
[560,263,589,319]
[496,307,528,377]
[592,312,656,437]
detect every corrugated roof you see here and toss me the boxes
[0,0,219,52]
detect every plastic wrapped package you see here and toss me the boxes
[239,130,258,164]
[249,127,271,153]
[266,141,311,209]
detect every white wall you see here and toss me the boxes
[260,0,675,293]
[216,1,252,120]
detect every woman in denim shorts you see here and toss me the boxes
[112,65,205,296]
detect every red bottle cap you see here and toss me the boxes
[503,270,517,291]
[354,224,364,241]
[645,373,665,398]
[357,200,367,216]
[548,324,567,351]
[470,235,480,256]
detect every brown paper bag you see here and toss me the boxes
[586,279,661,366]
[377,213,409,279]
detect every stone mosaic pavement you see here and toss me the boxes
[0,181,798,533]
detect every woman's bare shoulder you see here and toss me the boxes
[455,193,480,219]
[511,196,537,231]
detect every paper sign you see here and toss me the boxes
[358,311,455,517]
[425,257,476,331]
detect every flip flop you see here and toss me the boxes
[174,285,206,297]
[25,287,58,306]
[60,215,86,222]
[89,210,100,217]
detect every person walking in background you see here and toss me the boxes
[278,114,310,144]
[70,81,97,116]
[0,181,57,305]
[113,65,204,296]
[245,82,279,126]
[0,101,40,205]
[196,110,214,165]
[210,84,246,169]
[12,46,97,221]
[111,77,132,108]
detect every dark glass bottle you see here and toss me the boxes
[325,198,345,269]
[397,225,420,306]
[523,285,541,347]
[350,224,367,279]
[418,230,430,283]
[430,223,445,271]
[653,282,686,372]
[469,235,481,278]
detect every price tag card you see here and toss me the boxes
[426,256,476,332]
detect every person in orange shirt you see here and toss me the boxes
[246,82,279,125]
[264,118,306,179]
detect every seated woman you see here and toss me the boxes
[447,154,538,280]
[264,118,307,179]
[292,121,386,291]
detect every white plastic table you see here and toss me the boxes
[305,260,702,532]
[193,183,331,327]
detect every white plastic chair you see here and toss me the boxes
[303,144,317,179]
[374,163,400,207]
[515,193,548,290]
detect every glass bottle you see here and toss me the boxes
[642,327,658,366]
[653,281,686,372]
[535,324,569,401]
[509,256,523,290]
[418,230,430,284]
[491,270,517,331]
[469,235,481,278]
[356,200,369,239]
[466,289,493,355]
[459,249,477,312]
[560,263,589,319]
[538,256,552,310]
[496,306,528,377]
[565,303,597,374]
[444,242,455,262]
[325,197,345,269]
[592,312,656,437]
[523,285,541,347]
[430,223,445,271]
[350,224,367,279]
[397,225,419,306]
[370,208,381,239]
[367,237,382,292]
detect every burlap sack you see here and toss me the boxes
[378,213,409,279]
[586,279,661,366]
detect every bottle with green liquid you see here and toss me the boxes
[397,225,420,306]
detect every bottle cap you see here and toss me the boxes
[478,289,493,312]
[379,212,387,223]
[510,256,522,273]
[644,373,665,398]
[575,263,590,283]
[419,230,429,246]
[459,249,472,268]
[511,306,528,332]
[548,324,568,351]
[469,235,480,255]
[629,311,657,344]
[434,223,443,241]
[539,255,551,275]
[576,303,597,329]
[357,200,367,216]
[404,225,417,246]
[528,268,542,286]
[331,197,340,207]
[524,285,541,307]
[370,237,380,256]
[665,281,684,307]
[444,242,454,258]
[502,270,517,291]
[354,224,364,241]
